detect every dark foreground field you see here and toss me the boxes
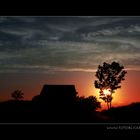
[0,100,140,123]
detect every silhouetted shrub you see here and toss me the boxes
[11,90,24,100]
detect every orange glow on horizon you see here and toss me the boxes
[0,70,140,111]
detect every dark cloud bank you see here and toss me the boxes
[0,16,140,73]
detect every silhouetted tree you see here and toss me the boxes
[11,90,24,100]
[94,61,127,109]
[77,96,101,113]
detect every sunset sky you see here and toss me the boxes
[0,16,140,109]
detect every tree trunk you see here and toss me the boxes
[107,102,109,110]
[109,101,111,109]
[109,93,113,109]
